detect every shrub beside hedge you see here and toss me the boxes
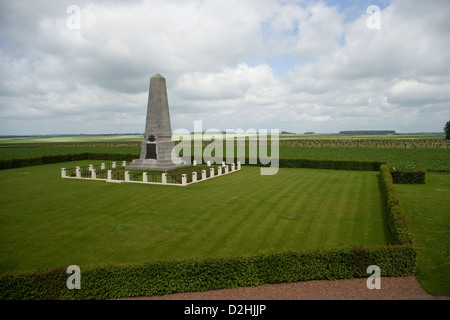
[391,166,426,184]
[0,245,415,300]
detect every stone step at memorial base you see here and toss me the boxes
[125,158,188,171]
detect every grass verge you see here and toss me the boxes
[396,172,450,295]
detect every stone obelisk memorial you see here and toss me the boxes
[126,73,185,171]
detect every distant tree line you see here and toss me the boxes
[339,130,396,135]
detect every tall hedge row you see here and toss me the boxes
[0,246,415,300]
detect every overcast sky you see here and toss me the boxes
[1,0,449,135]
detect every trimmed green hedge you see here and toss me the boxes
[0,153,139,170]
[277,158,384,171]
[380,164,415,245]
[1,153,384,172]
[190,156,384,171]
[391,166,426,184]
[0,245,415,300]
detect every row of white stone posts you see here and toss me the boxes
[61,161,241,186]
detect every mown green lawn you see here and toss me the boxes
[0,161,388,274]
[396,173,450,296]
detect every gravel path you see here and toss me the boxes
[124,276,446,300]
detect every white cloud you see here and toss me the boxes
[0,0,449,135]
[293,2,344,59]
[387,80,450,106]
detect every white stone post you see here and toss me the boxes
[182,174,187,186]
[89,164,93,171]
[101,163,105,170]
[143,172,148,183]
[193,160,197,166]
[107,170,112,181]
[202,170,207,180]
[210,167,215,177]
[218,166,222,176]
[92,169,96,179]
[224,165,229,174]
[207,161,211,167]
[231,163,235,171]
[125,171,130,182]
[192,171,197,183]
[237,161,241,170]
[162,173,167,184]
[61,168,66,178]
[76,167,81,178]
[112,162,117,168]
[222,161,226,167]
[122,160,127,167]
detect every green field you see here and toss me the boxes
[1,134,449,171]
[0,161,388,274]
[396,173,450,295]
[1,145,448,171]
[0,133,444,144]
[280,147,450,172]
[0,144,139,160]
[0,135,143,144]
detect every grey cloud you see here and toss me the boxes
[1,0,450,135]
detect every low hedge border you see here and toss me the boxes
[1,154,385,172]
[0,154,416,300]
[0,153,139,170]
[380,164,415,245]
[391,166,426,184]
[278,158,384,171]
[191,157,384,171]
[0,245,415,300]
